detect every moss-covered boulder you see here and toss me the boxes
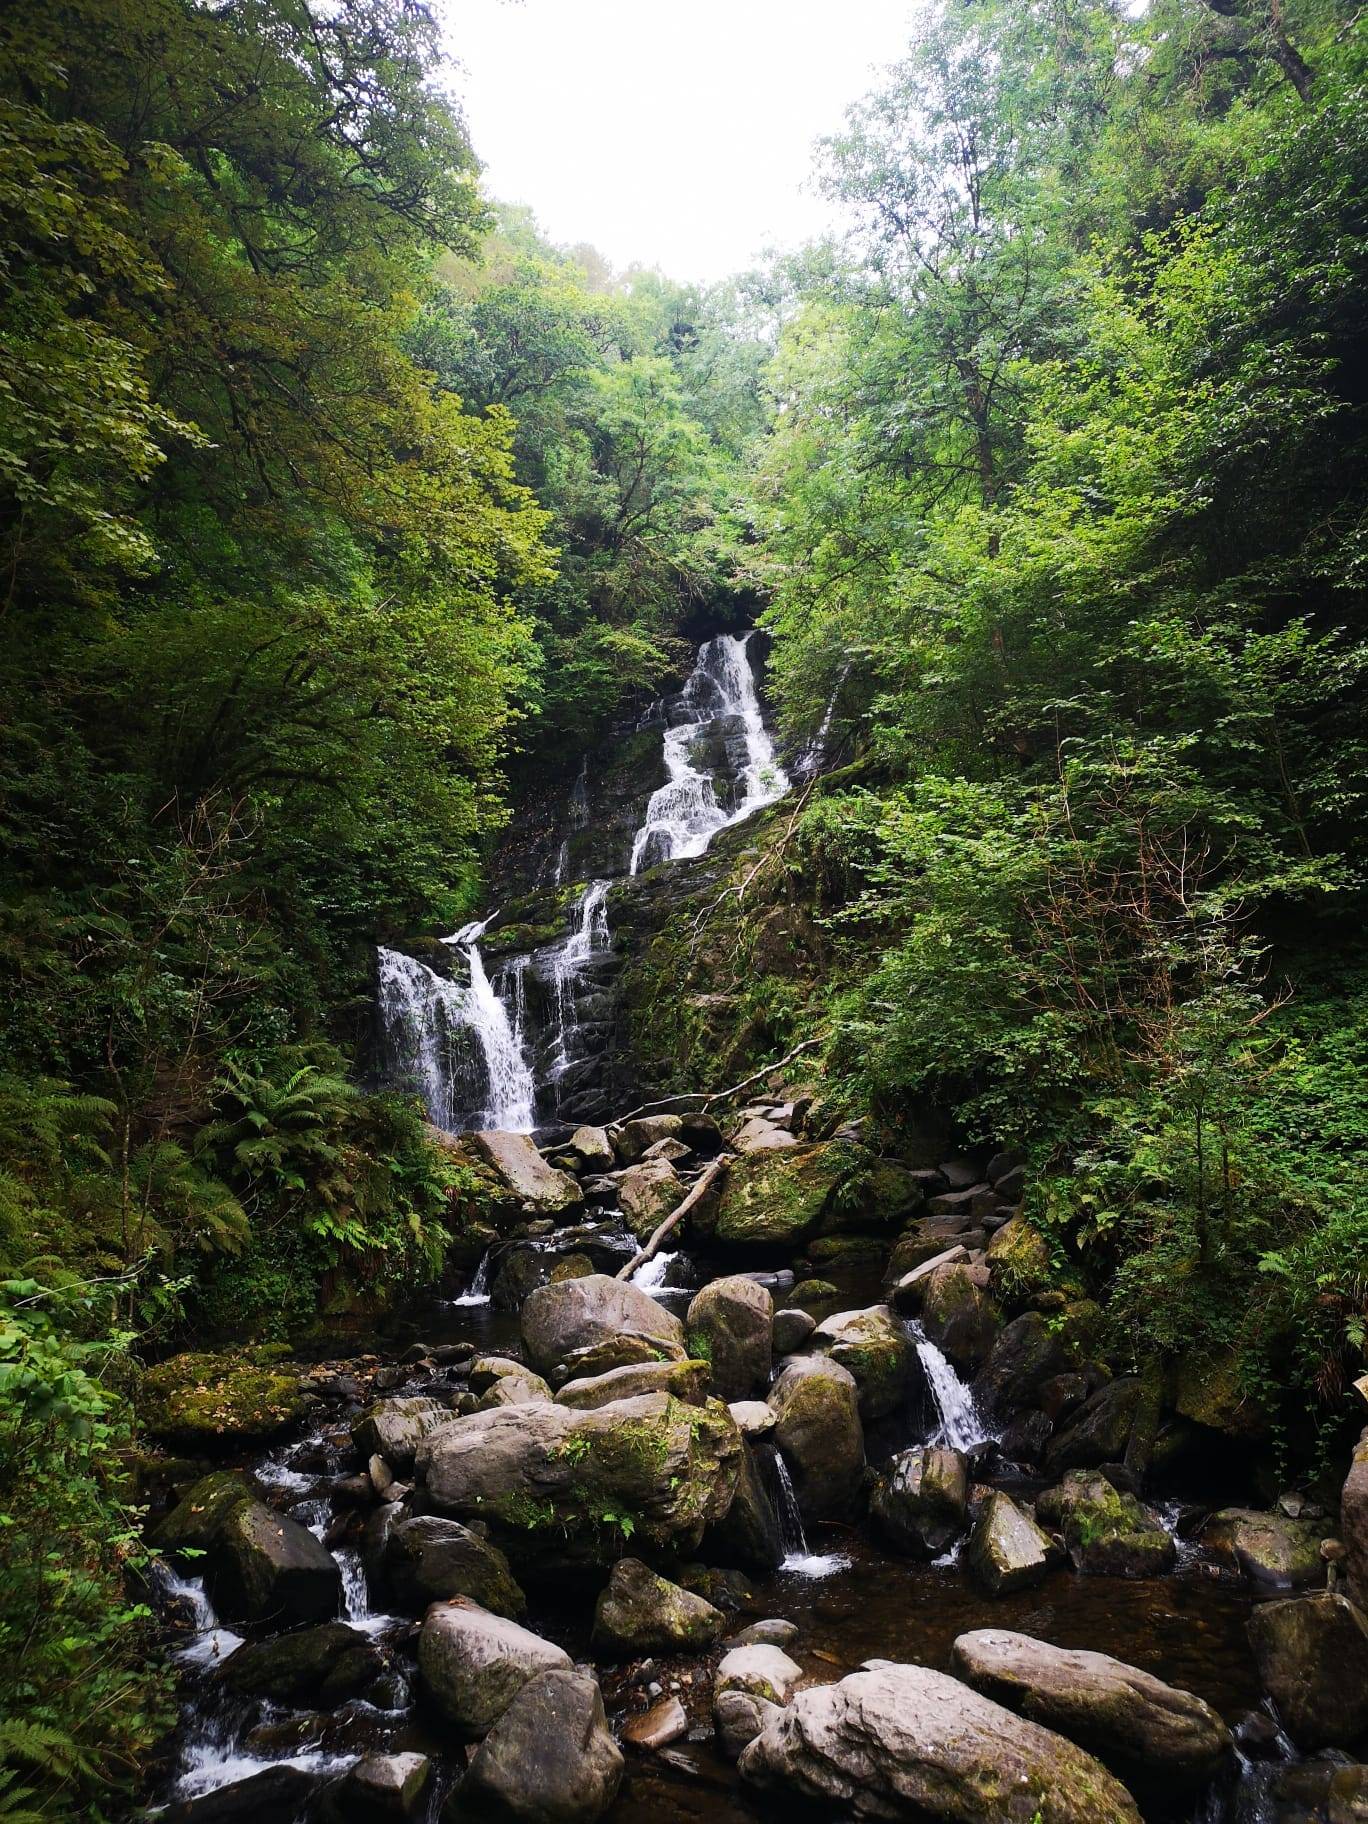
[972,1312,1072,1418]
[1036,1470,1176,1578]
[352,1396,454,1474]
[809,1304,913,1420]
[1248,1592,1368,1749]
[140,1351,309,1447]
[417,1598,572,1738]
[768,1355,864,1522]
[815,1156,926,1236]
[155,1470,340,1626]
[1173,1345,1270,1441]
[870,1446,968,1559]
[687,1275,774,1401]
[919,1263,999,1373]
[384,1515,526,1617]
[591,1557,725,1657]
[617,1158,683,1240]
[968,1491,1053,1595]
[986,1216,1055,1308]
[1044,1379,1144,1475]
[221,1622,383,1705]
[704,1143,846,1250]
[1200,1508,1325,1591]
[554,1359,710,1410]
[520,1274,686,1385]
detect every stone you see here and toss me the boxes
[1044,1377,1144,1474]
[1248,1592,1368,1749]
[728,1399,776,1438]
[621,1695,687,1750]
[887,1245,969,1309]
[1000,1411,1053,1465]
[715,1643,802,1704]
[154,1474,340,1628]
[809,1303,913,1420]
[153,1470,258,1558]
[950,1628,1231,1796]
[472,1357,554,1410]
[615,1115,683,1165]
[1173,1343,1269,1440]
[520,1275,685,1383]
[1346,1428,1368,1609]
[554,1359,709,1409]
[140,1351,308,1447]
[687,1275,774,1400]
[457,1668,623,1822]
[568,1126,615,1171]
[703,1438,784,1574]
[1035,1470,1176,1578]
[617,1157,683,1239]
[417,1597,572,1737]
[385,1515,525,1617]
[738,1660,1142,1822]
[163,1766,317,1824]
[221,1621,381,1704]
[352,1396,453,1474]
[869,1446,967,1559]
[470,1130,584,1215]
[918,1263,999,1372]
[336,1752,431,1820]
[418,1392,741,1570]
[715,1689,782,1760]
[1201,1508,1326,1591]
[768,1355,865,1521]
[1270,1758,1368,1821]
[772,1308,816,1353]
[591,1557,725,1657]
[732,1116,802,1153]
[967,1490,1053,1595]
[972,1311,1072,1417]
[706,1142,846,1249]
[727,1618,800,1649]
[641,1136,692,1163]
[985,1216,1055,1306]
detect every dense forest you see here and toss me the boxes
[2,0,1367,1819]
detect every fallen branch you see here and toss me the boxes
[615,1158,729,1281]
[614,1035,826,1128]
[700,1037,824,1112]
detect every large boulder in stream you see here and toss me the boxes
[154,1471,340,1626]
[950,1628,1232,1797]
[737,1660,1143,1822]
[1036,1470,1176,1578]
[1248,1591,1368,1749]
[702,1142,844,1249]
[918,1264,999,1373]
[768,1355,865,1522]
[519,1274,686,1385]
[165,1766,318,1824]
[384,1515,526,1617]
[140,1350,309,1447]
[352,1395,454,1473]
[456,1667,623,1823]
[554,1358,709,1409]
[869,1446,967,1559]
[221,1621,384,1705]
[590,1557,725,1656]
[1200,1507,1326,1591]
[615,1114,683,1164]
[617,1157,682,1239]
[418,1597,572,1737]
[809,1303,913,1420]
[687,1275,773,1400]
[967,1490,1054,1595]
[1044,1377,1144,1474]
[704,1439,785,1573]
[417,1392,741,1571]
[469,1130,583,1215]
[972,1311,1072,1418]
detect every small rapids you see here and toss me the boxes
[905,1319,994,1452]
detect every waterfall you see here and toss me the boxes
[794,661,850,781]
[630,1248,678,1293]
[906,1320,993,1452]
[547,879,612,1089]
[451,1248,493,1306]
[630,632,790,874]
[769,1447,849,1578]
[153,1562,242,1669]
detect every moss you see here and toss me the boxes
[140,1350,308,1446]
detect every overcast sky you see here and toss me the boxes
[439,0,918,283]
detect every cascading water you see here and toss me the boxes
[768,1448,849,1578]
[546,879,612,1086]
[793,661,851,781]
[630,632,790,874]
[906,1320,993,1452]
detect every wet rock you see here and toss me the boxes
[471,1357,554,1410]
[213,1498,342,1626]
[687,1275,774,1400]
[470,1130,584,1215]
[809,1302,913,1420]
[418,1596,572,1737]
[1035,1470,1176,1578]
[715,1643,802,1704]
[140,1351,308,1447]
[869,1446,967,1559]
[727,1618,800,1649]
[715,1689,782,1760]
[728,1399,776,1437]
[352,1395,453,1474]
[918,1264,999,1373]
[1201,1508,1326,1591]
[1248,1592,1368,1749]
[385,1515,525,1617]
[615,1115,683,1164]
[520,1274,686,1383]
[972,1311,1071,1417]
[1044,1377,1144,1474]
[887,1244,970,1310]
[999,1410,1053,1465]
[164,1765,317,1824]
[591,1557,725,1656]
[456,1667,623,1822]
[153,1470,258,1556]
[333,1752,430,1820]
[771,1309,815,1354]
[1271,1756,1368,1821]
[704,1438,785,1574]
[221,1621,381,1703]
[738,1660,1142,1822]
[418,1392,741,1570]
[951,1628,1230,1796]
[967,1490,1053,1595]
[768,1355,865,1522]
[617,1157,683,1239]
[568,1126,615,1171]
[621,1695,688,1749]
[555,1358,709,1409]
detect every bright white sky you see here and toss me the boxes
[438,0,919,283]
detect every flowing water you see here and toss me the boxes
[905,1319,995,1452]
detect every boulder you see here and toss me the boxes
[470,1130,583,1215]
[950,1628,1231,1796]
[869,1446,967,1559]
[727,1618,801,1649]
[617,1157,683,1239]
[568,1126,615,1171]
[520,1275,685,1384]
[1044,1378,1144,1474]
[621,1695,688,1750]
[985,1216,1055,1306]
[704,1439,785,1574]
[1346,1428,1368,1610]
[221,1621,381,1704]
[335,1753,430,1820]
[1173,1344,1269,1441]
[918,1264,999,1373]
[156,1474,340,1626]
[687,1275,774,1400]
[809,1303,913,1420]
[615,1115,683,1165]
[729,1399,776,1438]
[472,1358,554,1410]
[738,1660,1142,1822]
[967,1490,1053,1595]
[385,1515,525,1617]
[768,1355,865,1522]
[715,1690,782,1761]
[153,1470,258,1558]
[554,1359,708,1409]
[972,1311,1072,1417]
[1248,1592,1368,1749]
[772,1308,816,1354]
[352,1396,453,1475]
[716,1643,802,1704]
[418,1392,741,1570]
[140,1351,308,1447]
[1036,1470,1176,1578]
[456,1667,622,1823]
[164,1766,318,1824]
[705,1143,845,1249]
[732,1116,802,1153]
[1201,1508,1326,1591]
[591,1557,725,1656]
[417,1597,572,1737]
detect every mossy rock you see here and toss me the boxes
[705,1142,851,1251]
[1036,1469,1175,1578]
[816,1157,927,1236]
[140,1351,309,1446]
[806,1234,887,1269]
[1173,1345,1270,1441]
[985,1216,1055,1307]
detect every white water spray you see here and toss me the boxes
[906,1320,993,1452]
